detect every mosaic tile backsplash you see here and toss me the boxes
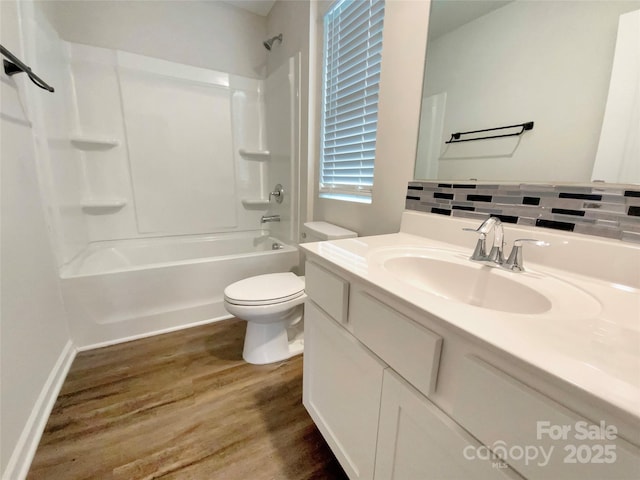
[406,182,640,244]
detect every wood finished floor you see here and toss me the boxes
[28,319,348,479]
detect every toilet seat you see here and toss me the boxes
[224,272,304,306]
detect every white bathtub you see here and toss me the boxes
[61,231,299,349]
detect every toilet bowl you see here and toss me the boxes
[224,221,357,365]
[224,272,306,364]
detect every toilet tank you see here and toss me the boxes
[302,221,357,242]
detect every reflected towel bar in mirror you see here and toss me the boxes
[446,121,534,144]
[1,44,55,93]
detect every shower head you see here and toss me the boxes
[263,34,283,51]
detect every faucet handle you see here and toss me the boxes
[462,228,488,260]
[513,238,549,248]
[269,184,284,203]
[503,238,549,272]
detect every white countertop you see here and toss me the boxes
[301,212,640,423]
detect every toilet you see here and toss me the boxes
[224,221,357,364]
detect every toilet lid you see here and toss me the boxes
[224,272,305,306]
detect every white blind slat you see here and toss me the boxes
[322,161,375,169]
[325,76,380,98]
[324,114,378,132]
[320,0,385,196]
[326,27,384,66]
[326,44,383,78]
[324,91,379,116]
[327,2,384,51]
[327,62,382,95]
[324,120,378,139]
[323,151,377,161]
[324,101,379,125]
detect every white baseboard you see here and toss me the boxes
[2,314,235,479]
[2,340,76,480]
[75,314,233,352]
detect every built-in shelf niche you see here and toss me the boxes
[81,198,127,214]
[238,148,270,161]
[70,135,119,150]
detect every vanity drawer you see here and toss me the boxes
[349,289,442,397]
[305,261,349,324]
[454,355,640,479]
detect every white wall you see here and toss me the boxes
[311,0,431,236]
[1,1,73,477]
[21,2,90,266]
[266,1,310,79]
[35,0,268,79]
[420,0,640,182]
[266,0,312,242]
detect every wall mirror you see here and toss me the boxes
[415,0,640,184]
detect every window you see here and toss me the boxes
[320,0,385,203]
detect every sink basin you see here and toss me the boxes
[383,255,551,314]
[371,247,601,317]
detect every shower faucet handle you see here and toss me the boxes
[269,184,284,203]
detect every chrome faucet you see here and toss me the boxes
[463,217,548,271]
[463,216,505,266]
[502,238,548,272]
[261,214,281,223]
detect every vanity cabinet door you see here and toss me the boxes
[375,370,522,480]
[303,300,386,480]
[454,355,640,480]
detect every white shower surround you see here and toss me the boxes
[27,39,301,349]
[62,231,299,349]
[66,42,274,247]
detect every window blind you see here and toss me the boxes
[320,0,385,201]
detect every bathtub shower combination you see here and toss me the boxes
[62,232,299,349]
[21,7,303,350]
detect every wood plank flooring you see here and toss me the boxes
[28,319,348,479]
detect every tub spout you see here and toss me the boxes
[261,214,280,223]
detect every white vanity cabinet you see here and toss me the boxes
[303,260,519,479]
[303,296,385,480]
[375,370,521,480]
[302,259,640,480]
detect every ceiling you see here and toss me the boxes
[429,0,513,39]
[223,1,511,31]
[224,0,513,34]
[224,0,276,17]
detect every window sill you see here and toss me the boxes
[319,193,372,204]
